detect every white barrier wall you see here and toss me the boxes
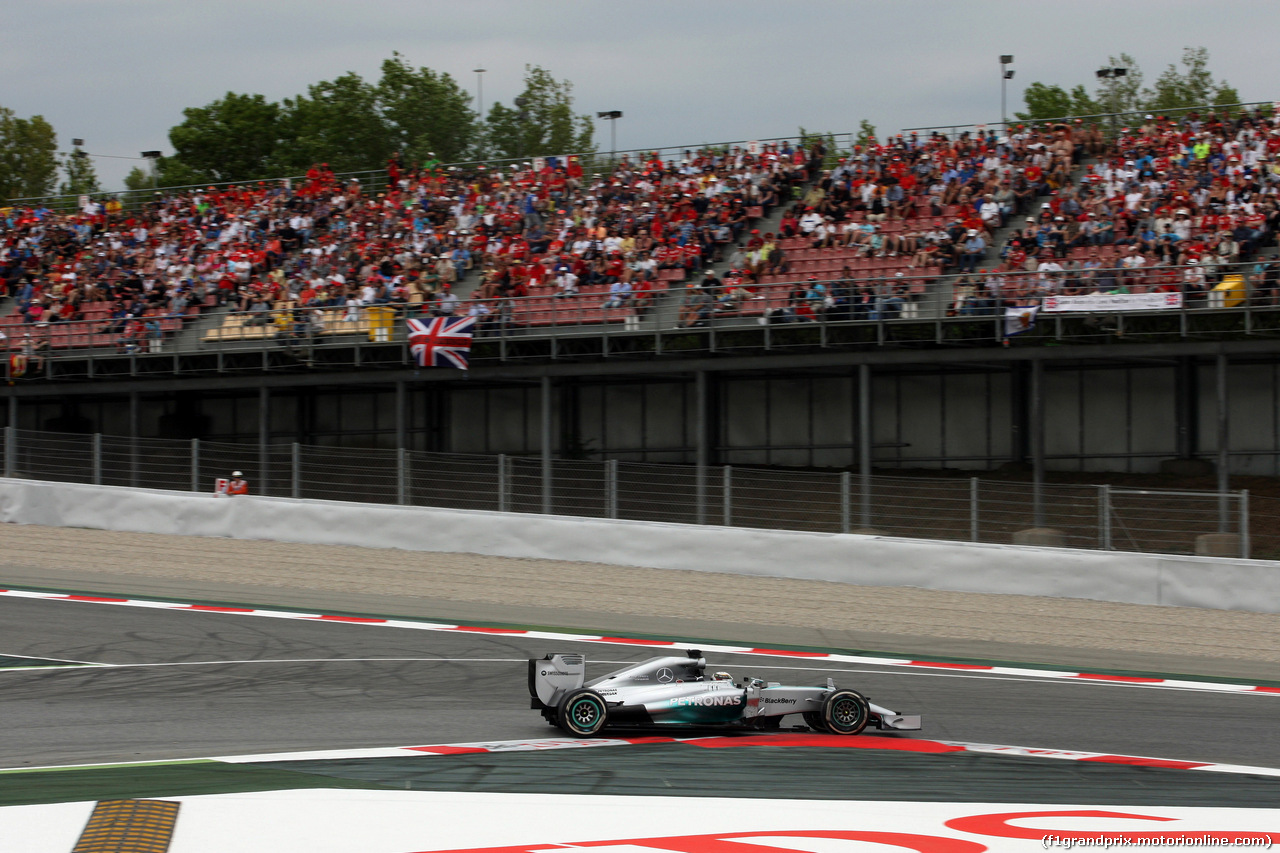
[2,478,1279,614]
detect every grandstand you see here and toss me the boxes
[3,105,1280,555]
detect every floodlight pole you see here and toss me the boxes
[597,111,623,166]
[999,55,1014,129]
[1096,67,1128,137]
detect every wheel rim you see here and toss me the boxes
[571,699,600,728]
[832,698,864,729]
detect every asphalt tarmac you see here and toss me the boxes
[2,593,1278,774]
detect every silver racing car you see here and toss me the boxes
[528,649,922,737]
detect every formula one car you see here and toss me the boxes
[529,649,922,737]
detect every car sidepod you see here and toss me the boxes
[616,680,748,725]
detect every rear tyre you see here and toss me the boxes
[821,689,870,735]
[556,688,608,737]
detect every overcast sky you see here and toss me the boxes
[6,0,1280,191]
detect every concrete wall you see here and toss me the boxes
[3,478,1278,615]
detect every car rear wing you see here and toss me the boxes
[528,653,586,709]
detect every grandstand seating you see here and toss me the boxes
[3,107,1278,355]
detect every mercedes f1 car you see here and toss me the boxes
[529,649,922,737]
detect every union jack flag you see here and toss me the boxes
[407,315,477,369]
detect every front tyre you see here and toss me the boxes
[821,689,870,735]
[556,688,608,737]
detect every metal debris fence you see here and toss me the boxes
[0,426,1255,559]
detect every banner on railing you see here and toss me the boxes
[1042,293,1183,313]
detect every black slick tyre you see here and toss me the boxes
[556,688,608,736]
[821,689,870,735]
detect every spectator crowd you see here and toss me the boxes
[0,140,826,347]
[3,105,1280,351]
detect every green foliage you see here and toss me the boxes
[1095,53,1144,113]
[375,53,475,164]
[485,65,594,160]
[1143,47,1239,113]
[855,119,877,148]
[798,127,839,168]
[160,56,478,184]
[155,155,213,189]
[1015,83,1101,122]
[0,106,59,204]
[60,149,100,196]
[167,92,283,183]
[1017,48,1239,124]
[277,73,386,174]
[123,166,153,191]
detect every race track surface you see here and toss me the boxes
[1,593,1277,775]
[3,522,1280,818]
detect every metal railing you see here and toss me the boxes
[3,258,1274,375]
[0,426,1256,559]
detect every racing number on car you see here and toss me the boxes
[656,667,674,683]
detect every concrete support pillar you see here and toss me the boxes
[1031,358,1045,529]
[857,363,873,529]
[129,392,140,489]
[1217,353,1230,532]
[695,371,709,524]
[259,386,270,497]
[540,376,552,514]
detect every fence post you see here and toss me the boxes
[970,477,979,542]
[2,426,11,478]
[1240,489,1250,559]
[722,465,732,526]
[397,447,409,506]
[840,471,851,534]
[497,453,508,513]
[1099,484,1112,550]
[190,438,199,492]
[860,472,872,529]
[291,442,301,499]
[606,458,618,519]
[92,433,102,486]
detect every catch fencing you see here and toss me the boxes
[0,426,1258,560]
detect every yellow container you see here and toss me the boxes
[367,305,397,342]
[1208,274,1246,308]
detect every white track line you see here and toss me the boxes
[0,656,527,672]
[2,587,1278,697]
[0,652,107,667]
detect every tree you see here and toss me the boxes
[124,166,153,191]
[1093,53,1144,114]
[154,155,213,189]
[167,92,283,183]
[0,106,59,204]
[277,73,388,174]
[1018,48,1240,124]
[1143,47,1239,113]
[376,53,476,164]
[1016,83,1101,122]
[485,65,594,161]
[855,119,877,148]
[60,149,100,196]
